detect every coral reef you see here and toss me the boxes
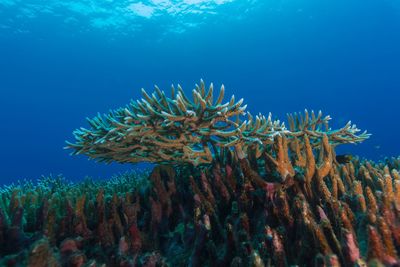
[1,153,400,266]
[1,81,399,266]
[66,80,369,166]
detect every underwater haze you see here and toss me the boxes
[0,0,399,185]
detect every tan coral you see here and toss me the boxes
[316,134,333,179]
[67,81,370,166]
[265,135,295,181]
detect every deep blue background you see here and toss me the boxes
[1,0,399,185]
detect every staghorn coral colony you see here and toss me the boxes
[1,80,400,267]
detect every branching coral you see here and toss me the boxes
[1,153,400,266]
[66,80,370,166]
[3,80,392,266]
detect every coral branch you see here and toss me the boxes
[66,80,370,166]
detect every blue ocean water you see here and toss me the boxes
[0,0,399,185]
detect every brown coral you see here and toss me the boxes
[4,81,400,266]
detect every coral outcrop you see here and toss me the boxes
[1,153,400,266]
[1,80,398,266]
[66,80,369,166]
